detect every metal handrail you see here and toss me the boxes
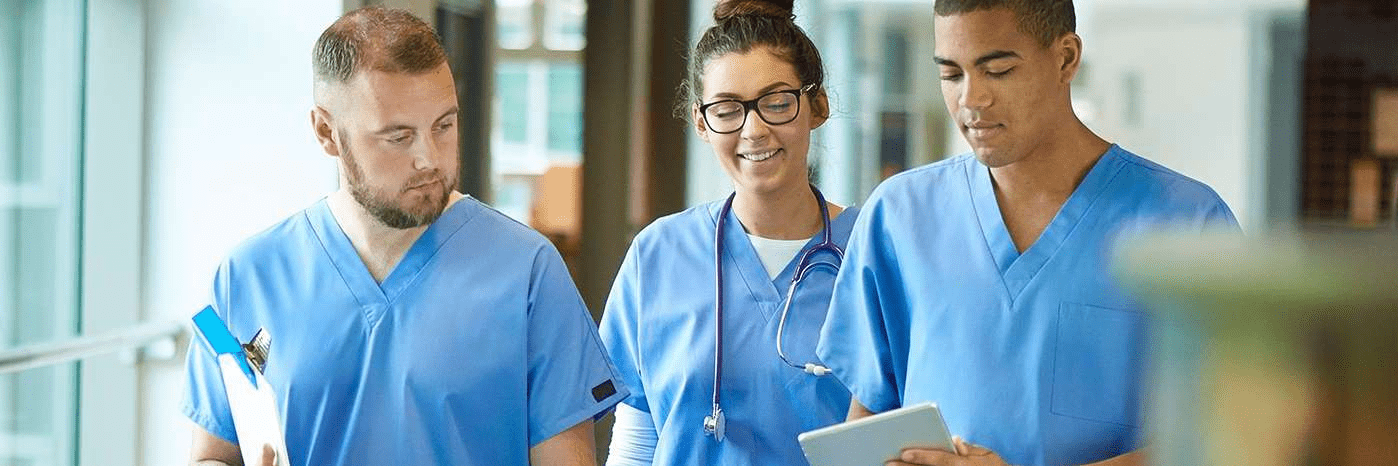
[0,321,185,375]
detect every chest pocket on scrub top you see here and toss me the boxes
[1050,302,1146,427]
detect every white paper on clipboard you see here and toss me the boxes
[217,354,291,466]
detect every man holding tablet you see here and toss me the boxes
[816,1,1238,465]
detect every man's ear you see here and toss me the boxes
[311,106,340,157]
[810,90,830,129]
[1057,32,1084,85]
[693,103,710,143]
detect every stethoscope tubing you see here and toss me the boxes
[708,184,842,439]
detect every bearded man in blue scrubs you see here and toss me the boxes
[816,1,1237,465]
[182,7,625,465]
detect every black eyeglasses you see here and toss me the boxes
[698,83,816,134]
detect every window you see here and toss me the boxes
[546,63,583,154]
[496,0,534,50]
[1,0,85,464]
[542,0,585,51]
[491,0,585,236]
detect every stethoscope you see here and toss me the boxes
[703,184,843,442]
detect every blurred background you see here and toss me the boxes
[0,0,1394,464]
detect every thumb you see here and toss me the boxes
[261,444,276,466]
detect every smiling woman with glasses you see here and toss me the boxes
[596,1,857,465]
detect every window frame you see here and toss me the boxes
[75,0,146,464]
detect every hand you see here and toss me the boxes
[260,444,276,466]
[885,437,1009,466]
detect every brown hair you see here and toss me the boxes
[933,0,1076,48]
[312,6,447,84]
[676,0,827,122]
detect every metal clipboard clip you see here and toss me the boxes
[242,328,271,374]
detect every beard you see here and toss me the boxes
[340,139,456,229]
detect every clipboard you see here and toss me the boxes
[192,306,291,466]
[798,402,956,466]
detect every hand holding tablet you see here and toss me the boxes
[798,402,957,466]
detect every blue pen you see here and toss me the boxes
[191,306,259,389]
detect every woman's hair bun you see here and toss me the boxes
[713,0,795,22]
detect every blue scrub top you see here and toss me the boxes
[817,146,1238,466]
[183,197,627,465]
[599,200,857,466]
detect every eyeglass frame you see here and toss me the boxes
[697,83,818,135]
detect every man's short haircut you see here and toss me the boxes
[312,6,447,84]
[933,0,1076,48]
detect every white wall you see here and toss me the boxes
[1083,3,1302,231]
[1079,0,1303,34]
[1087,7,1254,226]
[139,0,341,463]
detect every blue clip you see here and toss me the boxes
[191,306,258,389]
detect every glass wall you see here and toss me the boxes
[0,0,86,464]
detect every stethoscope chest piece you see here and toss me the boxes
[703,404,726,442]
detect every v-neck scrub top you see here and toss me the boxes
[817,146,1238,465]
[182,197,627,465]
[599,200,858,466]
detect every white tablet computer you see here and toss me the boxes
[798,402,956,466]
